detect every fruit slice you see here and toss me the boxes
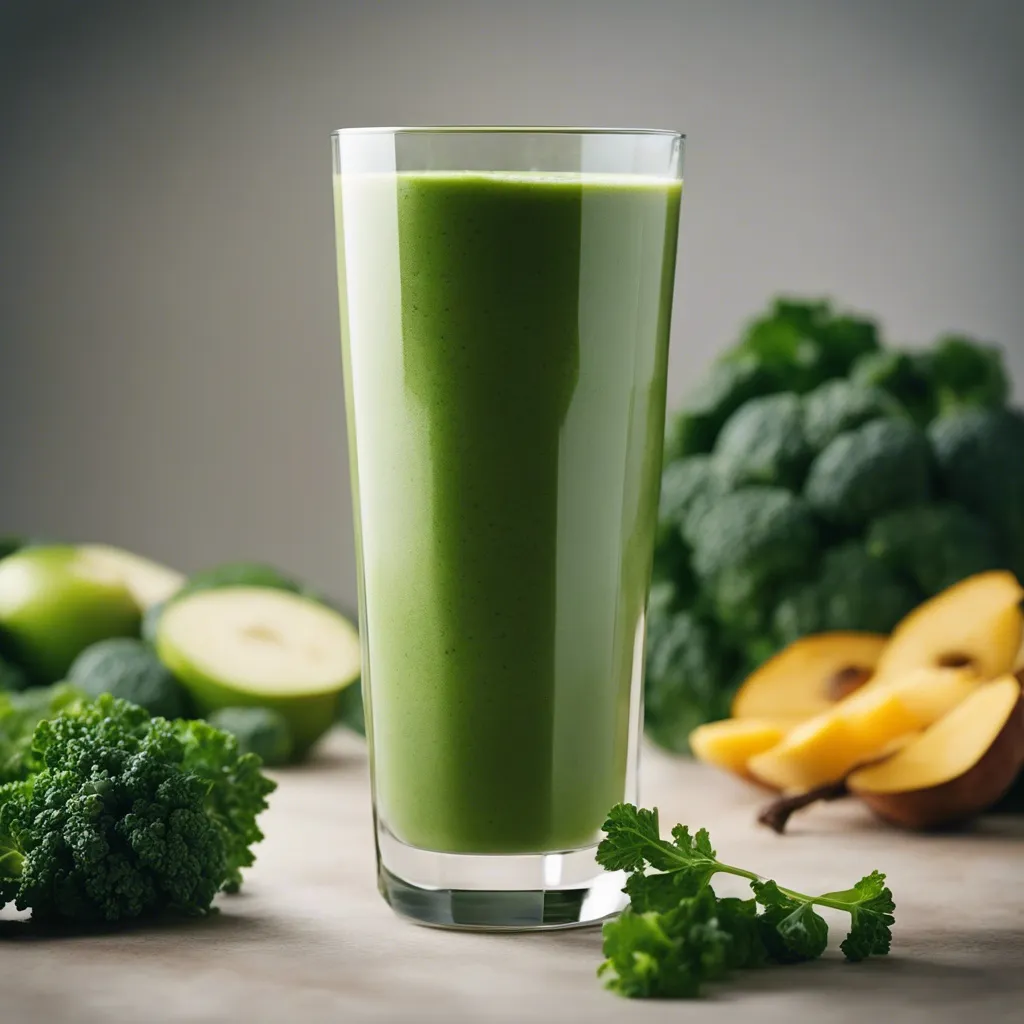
[747,666,980,792]
[78,544,185,610]
[689,718,793,780]
[0,546,141,683]
[156,586,360,755]
[872,571,1024,684]
[849,676,1024,829]
[732,632,887,720]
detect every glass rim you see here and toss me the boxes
[332,125,684,140]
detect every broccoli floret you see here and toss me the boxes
[684,486,819,586]
[664,357,782,459]
[652,457,724,590]
[644,611,738,752]
[850,349,937,426]
[773,543,920,645]
[67,637,190,719]
[714,394,810,489]
[866,504,1000,596]
[804,419,931,528]
[929,408,1024,579]
[0,696,274,922]
[209,706,293,766]
[683,487,819,635]
[925,335,1010,414]
[802,379,903,450]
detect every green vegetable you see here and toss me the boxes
[850,349,937,426]
[67,637,190,719]
[0,537,27,561]
[683,487,818,635]
[650,296,1018,744]
[209,706,294,766]
[644,612,737,753]
[664,357,782,460]
[714,393,810,489]
[803,419,931,528]
[178,561,305,599]
[773,543,920,644]
[0,695,275,922]
[929,408,1024,579]
[0,683,85,782]
[926,335,1010,414]
[866,504,999,596]
[0,652,30,693]
[335,682,366,736]
[596,803,894,998]
[802,379,902,450]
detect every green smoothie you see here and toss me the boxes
[335,171,681,854]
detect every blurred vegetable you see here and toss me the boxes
[650,297,1017,751]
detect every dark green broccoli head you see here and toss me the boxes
[714,393,810,489]
[664,357,782,459]
[0,697,225,923]
[929,408,1024,579]
[804,419,932,528]
[850,349,937,426]
[773,543,920,645]
[652,457,725,590]
[208,706,293,766]
[644,611,738,752]
[684,486,820,588]
[802,379,904,450]
[866,504,1000,597]
[925,335,1010,414]
[812,313,882,377]
[67,637,190,719]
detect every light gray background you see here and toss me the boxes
[1,0,1022,605]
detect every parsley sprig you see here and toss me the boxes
[596,804,895,998]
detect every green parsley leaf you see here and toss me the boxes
[818,871,896,961]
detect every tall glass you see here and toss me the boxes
[332,128,684,929]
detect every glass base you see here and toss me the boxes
[376,825,627,931]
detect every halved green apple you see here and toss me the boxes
[156,586,361,754]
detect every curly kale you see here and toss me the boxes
[803,419,932,528]
[0,696,275,923]
[850,349,937,427]
[925,335,1010,414]
[714,394,810,489]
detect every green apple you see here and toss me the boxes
[0,546,142,683]
[77,544,185,610]
[156,586,361,755]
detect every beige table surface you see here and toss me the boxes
[2,730,1022,1023]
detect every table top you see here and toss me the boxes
[2,731,1022,1023]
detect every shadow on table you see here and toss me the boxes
[0,898,292,945]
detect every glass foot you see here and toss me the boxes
[376,825,627,931]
